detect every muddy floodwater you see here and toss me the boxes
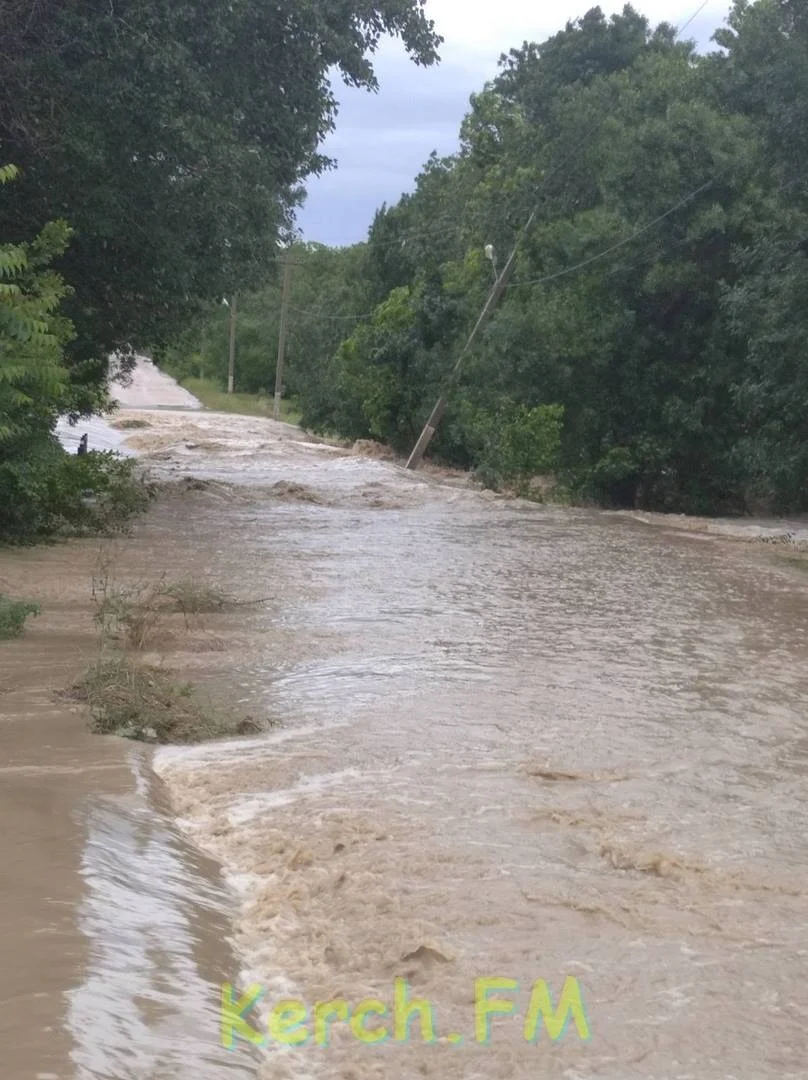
[3,391,808,1080]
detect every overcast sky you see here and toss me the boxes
[296,0,733,246]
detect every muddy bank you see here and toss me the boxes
[0,527,259,1080]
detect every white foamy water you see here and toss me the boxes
[66,756,257,1080]
[55,355,201,456]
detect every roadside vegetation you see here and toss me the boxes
[0,1,440,544]
[5,1,808,517]
[0,165,152,543]
[0,595,40,640]
[93,574,231,651]
[75,567,265,743]
[176,377,302,424]
[159,2,808,514]
[69,657,260,743]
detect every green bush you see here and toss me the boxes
[463,401,565,492]
[0,440,153,542]
[0,595,40,639]
[0,165,148,543]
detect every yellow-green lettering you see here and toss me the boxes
[350,998,389,1044]
[221,983,264,1048]
[475,978,518,1044]
[523,977,590,1042]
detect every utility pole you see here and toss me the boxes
[273,254,293,421]
[227,294,237,394]
[405,211,537,470]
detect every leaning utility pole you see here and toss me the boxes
[227,294,237,394]
[273,255,293,421]
[405,209,537,470]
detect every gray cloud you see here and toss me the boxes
[296,8,729,247]
[297,47,488,246]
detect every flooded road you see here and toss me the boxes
[4,372,808,1078]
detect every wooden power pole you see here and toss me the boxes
[405,212,535,470]
[227,294,237,394]
[273,255,293,421]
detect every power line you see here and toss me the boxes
[506,180,713,290]
[288,183,712,329]
[283,4,713,272]
[404,0,717,469]
[268,0,721,459]
[678,0,710,36]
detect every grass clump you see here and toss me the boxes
[79,565,269,744]
[0,595,40,639]
[69,657,261,743]
[92,572,231,649]
[181,376,302,424]
[160,579,230,614]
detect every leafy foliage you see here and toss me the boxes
[0,595,40,640]
[464,403,565,492]
[0,167,151,541]
[160,2,808,514]
[2,1,442,542]
[0,0,441,393]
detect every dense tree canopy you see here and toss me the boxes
[171,2,808,513]
[0,0,441,392]
[6,0,808,518]
[0,0,440,540]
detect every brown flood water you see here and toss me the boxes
[4,400,808,1079]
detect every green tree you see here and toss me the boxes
[0,0,441,399]
[712,0,808,509]
[0,164,75,445]
[160,2,808,516]
[0,165,147,541]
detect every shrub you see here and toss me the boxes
[463,401,565,493]
[69,657,261,743]
[0,594,40,639]
[92,574,231,650]
[0,442,153,542]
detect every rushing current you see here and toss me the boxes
[3,372,807,1079]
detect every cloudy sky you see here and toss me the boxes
[296,0,733,246]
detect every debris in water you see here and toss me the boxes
[399,944,453,965]
[599,841,693,878]
[352,439,398,460]
[524,765,588,781]
[269,480,323,503]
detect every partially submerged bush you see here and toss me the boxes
[78,566,267,744]
[93,574,231,649]
[0,439,153,542]
[460,401,565,494]
[160,579,230,614]
[0,595,40,639]
[93,579,166,650]
[69,657,261,743]
[47,449,154,534]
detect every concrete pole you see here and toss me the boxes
[273,257,293,421]
[227,294,237,393]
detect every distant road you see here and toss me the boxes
[56,356,202,455]
[112,357,202,410]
